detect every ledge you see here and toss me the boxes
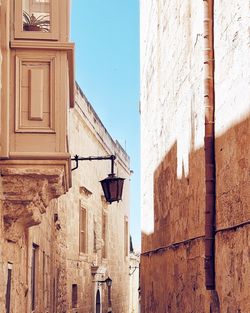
[91,264,107,276]
[10,40,74,51]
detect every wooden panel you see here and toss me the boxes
[10,49,69,156]
[15,55,55,133]
[10,41,75,108]
[14,133,56,152]
[29,68,43,121]
[0,1,10,158]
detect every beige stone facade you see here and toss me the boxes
[0,84,131,312]
[1,0,74,311]
[61,84,130,313]
[0,1,130,312]
[129,253,140,313]
[140,1,250,312]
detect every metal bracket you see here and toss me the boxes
[71,155,116,173]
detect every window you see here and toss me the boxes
[102,212,107,258]
[43,251,45,304]
[124,217,128,259]
[43,252,50,310]
[22,0,51,31]
[6,263,12,313]
[31,243,39,311]
[79,206,87,254]
[93,229,97,253]
[52,277,56,313]
[14,0,59,40]
[72,284,78,308]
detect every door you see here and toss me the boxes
[96,289,101,313]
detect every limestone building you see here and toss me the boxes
[140,1,250,312]
[0,1,130,312]
[129,251,140,313]
[61,84,130,313]
[0,0,74,311]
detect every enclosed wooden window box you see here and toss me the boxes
[14,0,59,40]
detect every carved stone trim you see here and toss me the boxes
[79,186,92,197]
[0,164,68,241]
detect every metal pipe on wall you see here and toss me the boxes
[203,0,216,290]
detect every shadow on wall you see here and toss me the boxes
[140,115,250,313]
[142,135,205,253]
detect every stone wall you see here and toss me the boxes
[140,0,204,237]
[129,253,140,313]
[0,83,131,313]
[0,228,28,313]
[140,0,250,312]
[0,1,75,310]
[60,84,130,313]
[0,167,71,312]
[141,240,207,313]
[214,1,250,312]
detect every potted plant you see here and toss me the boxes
[23,11,50,32]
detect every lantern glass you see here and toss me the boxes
[100,175,125,204]
[106,277,112,287]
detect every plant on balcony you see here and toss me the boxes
[23,11,50,32]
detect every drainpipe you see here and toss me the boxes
[204,0,215,290]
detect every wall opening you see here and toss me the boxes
[72,284,78,308]
[124,217,128,259]
[102,212,107,258]
[96,289,101,313]
[79,205,87,254]
[5,263,12,313]
[31,243,39,311]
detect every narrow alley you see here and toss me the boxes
[0,1,249,313]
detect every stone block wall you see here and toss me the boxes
[140,0,204,238]
[140,0,250,312]
[0,164,70,312]
[129,253,140,313]
[0,1,74,310]
[213,2,250,312]
[60,84,130,313]
[141,240,207,313]
[0,84,131,313]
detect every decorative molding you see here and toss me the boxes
[15,54,56,133]
[91,264,107,277]
[79,186,92,197]
[0,164,69,241]
[0,0,10,158]
[11,40,75,108]
[28,68,44,121]
[0,157,72,189]
[11,40,74,51]
[9,152,71,159]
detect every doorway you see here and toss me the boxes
[96,289,101,313]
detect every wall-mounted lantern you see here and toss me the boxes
[71,155,125,204]
[97,277,112,312]
[98,276,112,287]
[129,265,139,276]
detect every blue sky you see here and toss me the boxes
[71,0,141,249]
